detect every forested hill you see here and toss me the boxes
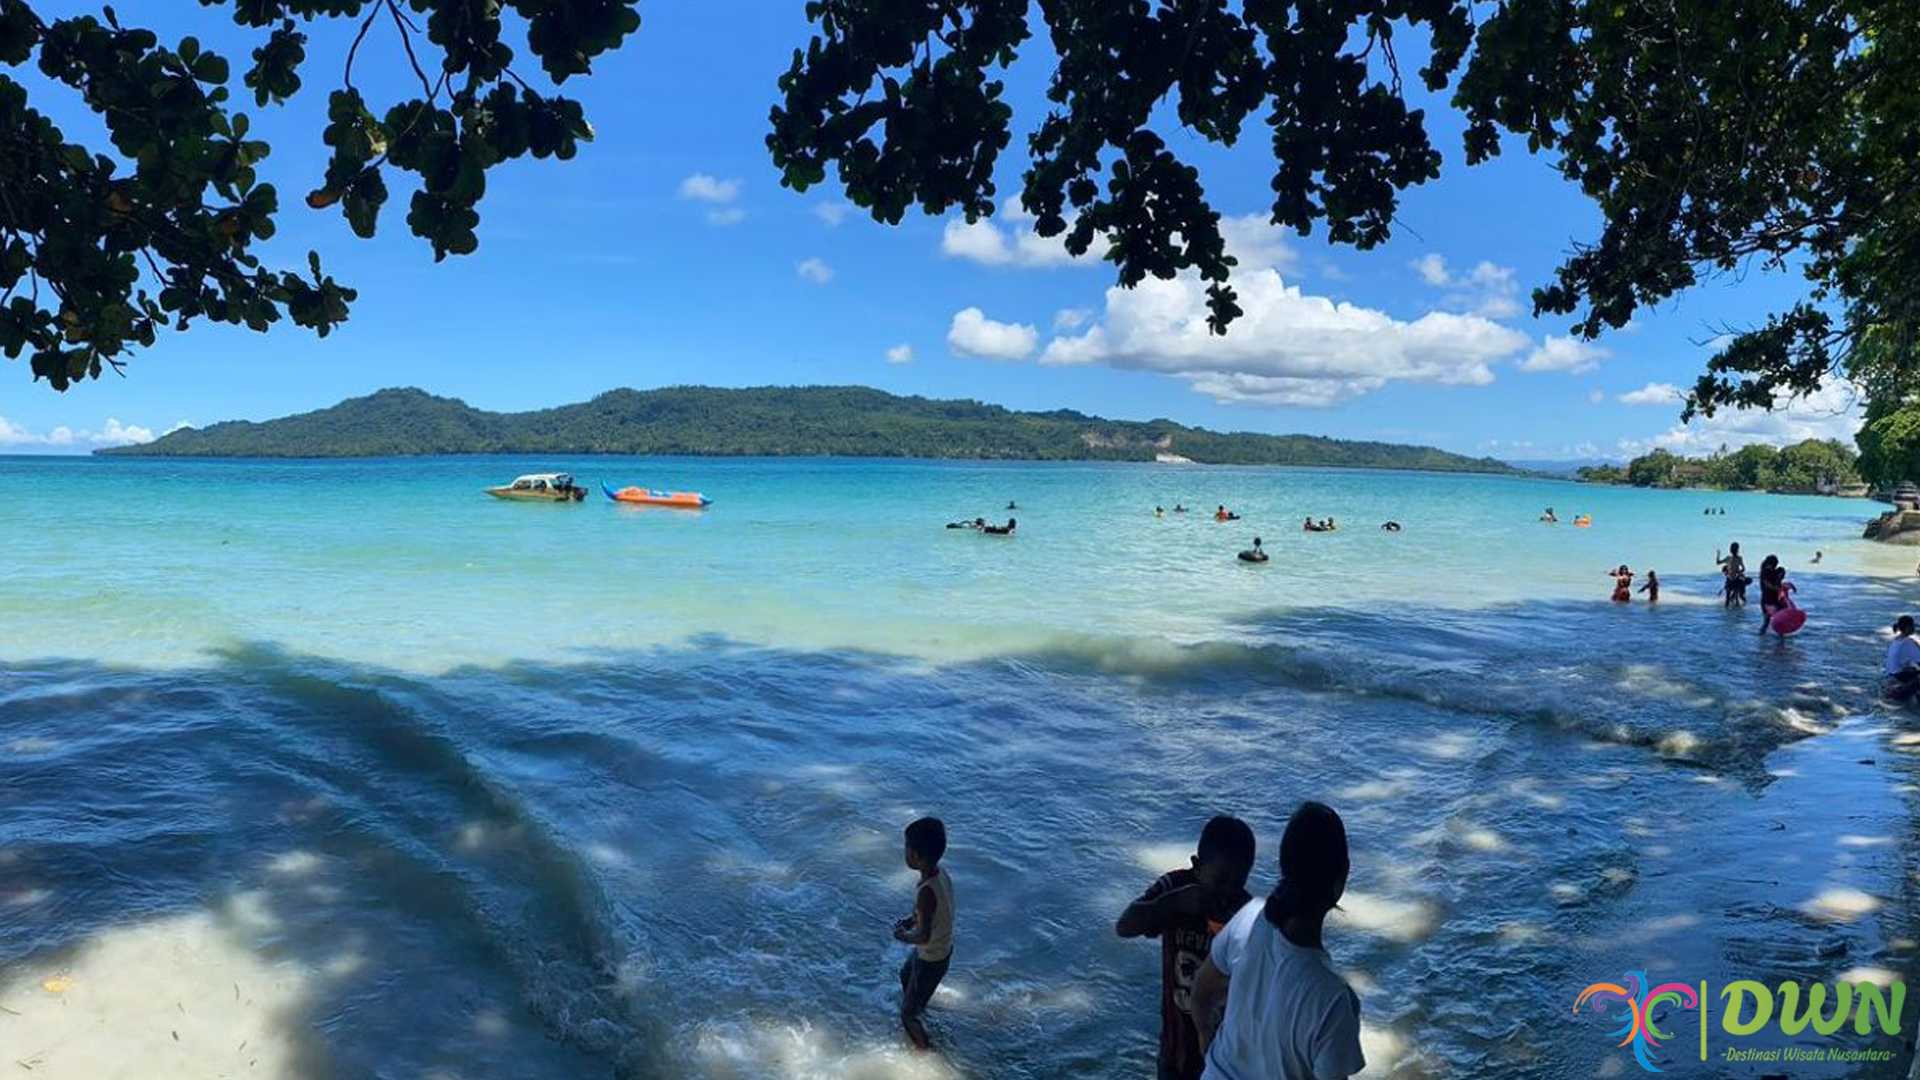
[99,386,1523,472]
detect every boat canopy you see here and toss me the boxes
[510,473,573,490]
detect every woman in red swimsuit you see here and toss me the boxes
[1608,565,1634,603]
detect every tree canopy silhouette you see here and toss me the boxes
[0,0,636,388]
[4,0,1910,429]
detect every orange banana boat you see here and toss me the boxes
[602,482,711,509]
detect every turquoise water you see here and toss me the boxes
[0,456,1899,669]
[2,456,1916,1078]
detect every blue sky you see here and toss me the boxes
[0,1,1858,458]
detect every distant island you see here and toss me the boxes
[1573,441,1865,494]
[99,386,1524,473]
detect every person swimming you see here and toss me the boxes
[1173,504,1188,513]
[1007,501,1018,510]
[1540,508,1558,523]
[1812,550,1823,565]
[945,517,986,530]
[1215,505,1239,522]
[1608,565,1634,603]
[1155,506,1165,518]
[982,518,1016,535]
[1380,521,1402,532]
[1302,517,1318,532]
[1238,538,1269,563]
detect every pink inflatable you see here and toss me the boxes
[1771,606,1808,635]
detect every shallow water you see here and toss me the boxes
[2,456,1917,1078]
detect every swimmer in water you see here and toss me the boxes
[1155,506,1165,518]
[1540,508,1558,524]
[1380,521,1402,532]
[983,518,1017,535]
[1812,550,1823,565]
[1238,538,1269,563]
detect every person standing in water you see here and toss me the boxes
[892,817,954,1051]
[1757,556,1794,636]
[1887,616,1920,699]
[1608,565,1634,603]
[1639,570,1660,604]
[1117,816,1257,1080]
[1190,802,1365,1080]
[1716,543,1748,607]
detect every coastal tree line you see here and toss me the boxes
[1576,439,1863,492]
[0,0,1913,451]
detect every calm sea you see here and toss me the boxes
[2,456,1915,1078]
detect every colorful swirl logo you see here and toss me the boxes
[1574,971,1700,1073]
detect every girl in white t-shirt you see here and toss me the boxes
[1188,802,1365,1080]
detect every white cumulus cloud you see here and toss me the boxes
[0,416,39,446]
[948,307,1039,361]
[1218,215,1297,274]
[97,418,154,444]
[1412,253,1451,287]
[678,173,741,204]
[1036,268,1529,406]
[941,212,1092,269]
[1410,254,1522,320]
[680,173,744,225]
[1054,308,1093,331]
[0,415,155,449]
[796,257,834,285]
[812,201,850,227]
[942,202,1293,275]
[885,343,915,365]
[1638,381,1861,454]
[1519,335,1611,374]
[1618,382,1683,406]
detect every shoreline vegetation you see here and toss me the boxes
[1572,441,1867,495]
[97,386,1526,473]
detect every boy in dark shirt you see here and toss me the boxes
[1116,815,1258,1080]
